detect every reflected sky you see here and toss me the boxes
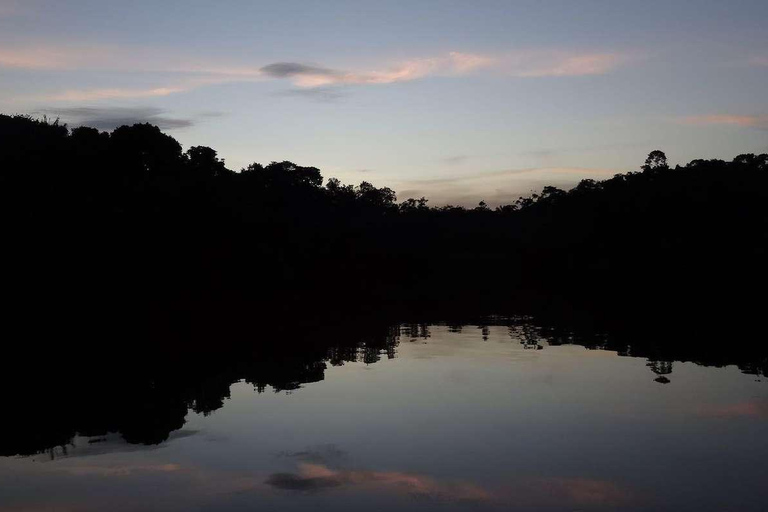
[1,324,767,511]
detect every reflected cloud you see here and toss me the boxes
[516,477,635,507]
[277,444,347,465]
[265,462,492,502]
[264,461,636,509]
[266,465,344,492]
[62,463,181,477]
[699,399,768,419]
[30,431,199,462]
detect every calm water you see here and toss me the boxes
[2,321,767,511]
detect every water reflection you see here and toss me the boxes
[1,316,766,458]
[1,316,767,511]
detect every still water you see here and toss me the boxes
[2,320,767,511]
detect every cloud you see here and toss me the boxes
[257,49,622,89]
[0,45,113,70]
[199,111,229,118]
[450,51,496,72]
[258,56,445,88]
[275,87,347,102]
[28,72,261,102]
[441,155,470,165]
[1,45,625,81]
[509,51,624,77]
[2,44,630,101]
[36,106,196,131]
[257,53,494,95]
[260,51,494,88]
[521,141,653,160]
[261,62,340,79]
[521,149,558,159]
[42,87,187,102]
[748,56,768,66]
[681,114,768,130]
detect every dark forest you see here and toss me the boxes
[2,114,766,330]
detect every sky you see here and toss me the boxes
[1,0,767,205]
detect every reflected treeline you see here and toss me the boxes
[0,316,401,458]
[1,311,765,458]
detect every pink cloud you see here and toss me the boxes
[510,51,625,77]
[449,51,496,73]
[1,45,624,83]
[277,52,495,88]
[275,50,626,88]
[681,114,768,130]
[0,46,95,70]
[0,44,264,76]
[45,87,187,102]
[2,43,630,101]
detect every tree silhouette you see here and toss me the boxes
[0,112,766,379]
[643,149,668,172]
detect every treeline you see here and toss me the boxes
[1,114,767,334]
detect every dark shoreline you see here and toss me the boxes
[1,113,767,458]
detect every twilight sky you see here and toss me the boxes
[1,0,767,205]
